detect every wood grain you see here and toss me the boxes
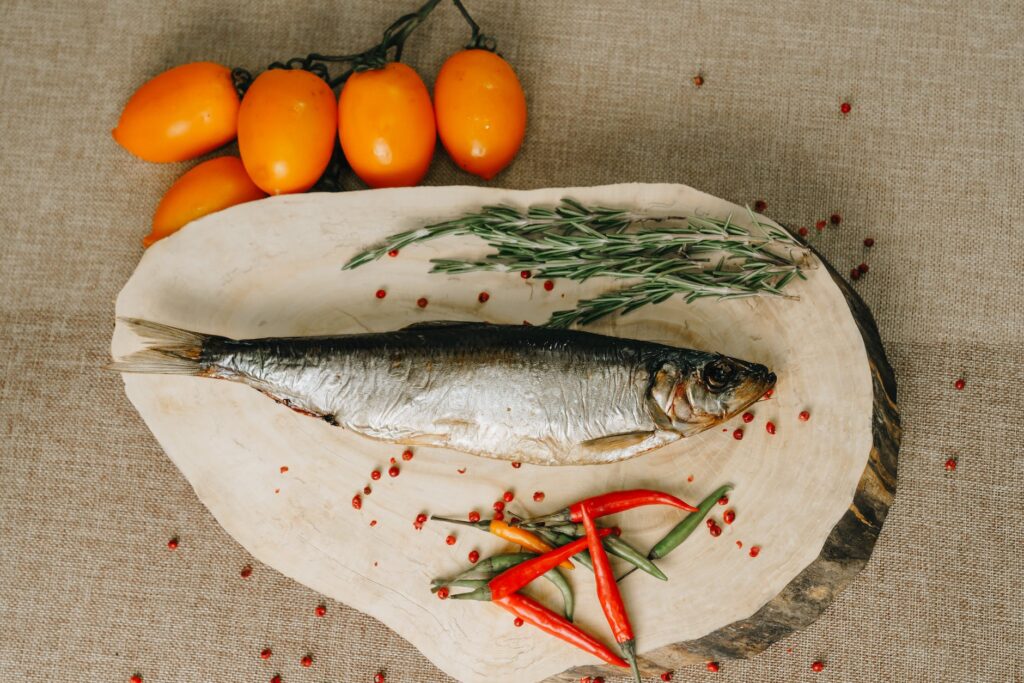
[111,184,897,683]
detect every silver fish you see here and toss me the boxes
[112,319,776,466]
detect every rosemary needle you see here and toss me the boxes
[344,199,810,327]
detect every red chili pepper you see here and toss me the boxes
[527,489,697,526]
[489,532,606,599]
[581,506,641,682]
[493,592,627,669]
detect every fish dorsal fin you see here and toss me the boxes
[400,320,484,331]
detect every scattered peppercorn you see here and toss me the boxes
[754,199,767,212]
[766,421,776,434]
[830,213,842,225]
[315,604,326,617]
[375,289,386,299]
[279,466,289,474]
[858,263,869,273]
[401,449,414,461]
[493,500,505,512]
[468,511,481,523]
[300,654,312,668]
[240,565,253,578]
[387,249,399,258]
[815,220,826,230]
[840,102,851,114]
[260,648,272,660]
[493,510,505,521]
[511,461,522,469]
[130,676,143,683]
[533,491,545,502]
[864,237,875,247]
[371,470,381,481]
[763,388,773,399]
[468,550,480,563]
[706,661,720,672]
[742,412,754,423]
[733,428,744,440]
[167,537,179,550]
[811,660,825,672]
[749,546,761,558]
[503,491,514,502]
[416,297,428,308]
[543,280,555,291]
[798,226,809,237]
[478,291,489,303]
[388,465,399,478]
[709,525,722,537]
[723,510,736,524]
[363,485,372,495]
[954,378,965,390]
[271,675,281,683]
[850,268,861,280]
[352,494,362,510]
[660,673,673,682]
[445,534,456,546]
[945,458,957,472]
[799,410,810,421]
[520,270,531,279]
[717,495,729,506]
[693,74,704,87]
[513,617,524,627]
[374,673,385,683]
[437,587,450,599]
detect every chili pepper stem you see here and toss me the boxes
[621,638,643,683]
[448,586,492,601]
[431,515,488,529]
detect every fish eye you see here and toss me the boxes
[704,360,735,390]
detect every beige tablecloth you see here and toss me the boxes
[1,1,1021,681]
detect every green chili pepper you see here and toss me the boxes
[430,578,488,594]
[549,524,667,581]
[648,484,733,560]
[533,527,595,571]
[432,553,575,620]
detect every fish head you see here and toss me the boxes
[650,354,776,437]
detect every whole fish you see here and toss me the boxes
[112,319,775,466]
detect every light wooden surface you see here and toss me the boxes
[111,184,874,683]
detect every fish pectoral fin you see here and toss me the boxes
[578,430,680,460]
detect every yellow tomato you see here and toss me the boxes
[338,62,436,188]
[113,62,240,163]
[238,69,338,195]
[145,157,266,247]
[433,50,526,180]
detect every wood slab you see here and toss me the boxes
[111,184,899,683]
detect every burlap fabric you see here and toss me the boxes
[1,1,1021,681]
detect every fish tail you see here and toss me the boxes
[108,317,216,376]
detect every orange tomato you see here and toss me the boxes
[338,62,436,188]
[113,62,240,163]
[433,50,526,180]
[238,69,338,195]
[145,157,266,247]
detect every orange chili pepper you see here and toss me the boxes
[432,516,573,570]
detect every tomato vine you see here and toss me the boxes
[231,0,492,98]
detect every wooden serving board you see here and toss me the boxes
[111,184,899,683]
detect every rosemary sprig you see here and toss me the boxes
[343,199,810,326]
